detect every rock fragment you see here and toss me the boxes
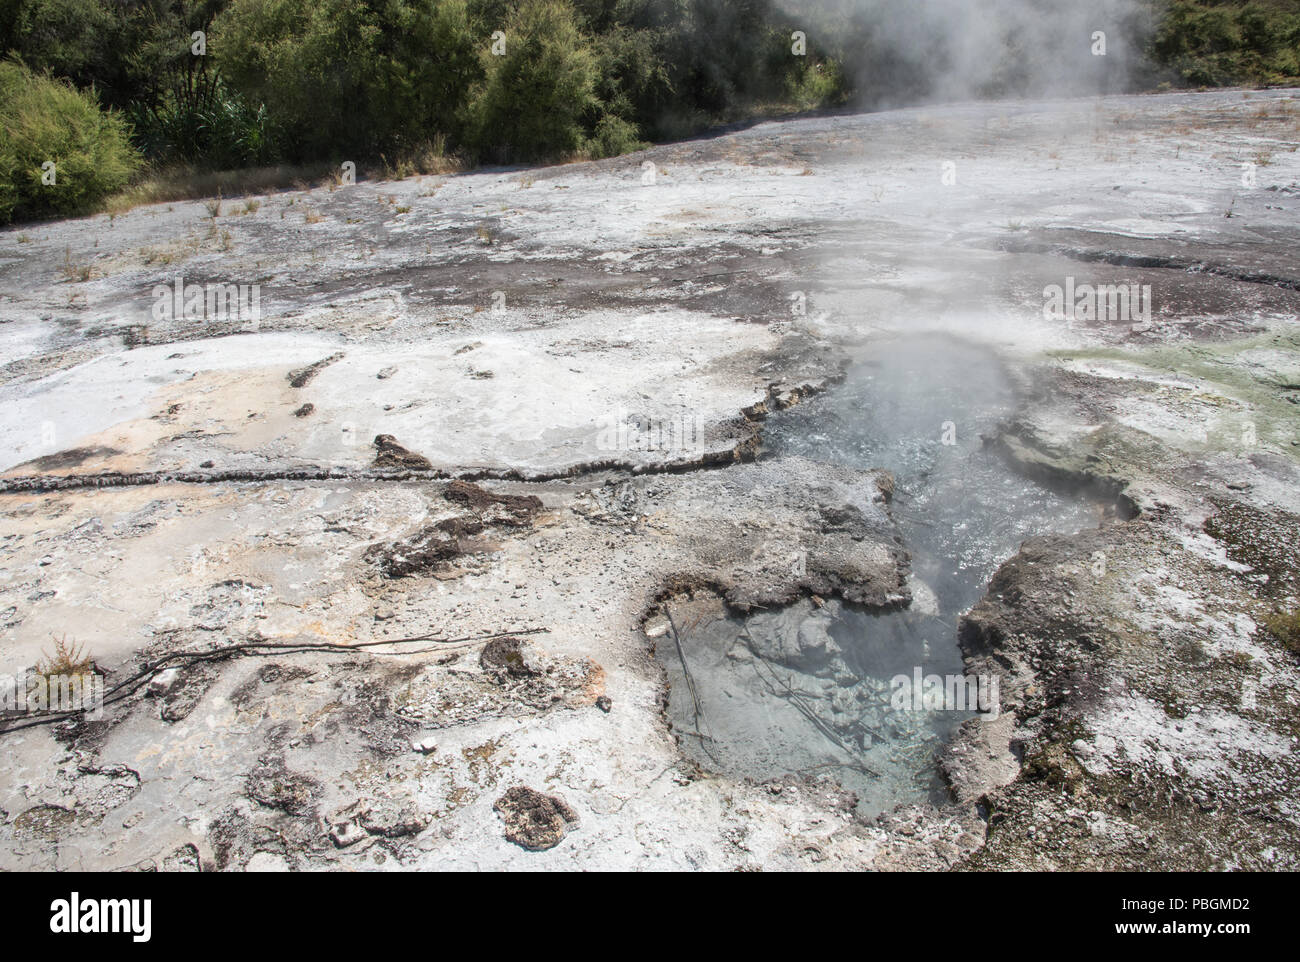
[329,822,366,848]
[358,802,427,838]
[245,761,318,816]
[444,480,541,525]
[147,667,181,696]
[643,615,670,638]
[479,637,537,679]
[372,434,433,470]
[363,515,484,577]
[287,352,344,388]
[494,786,578,851]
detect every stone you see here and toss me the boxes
[372,434,433,470]
[358,802,428,838]
[329,822,366,848]
[644,615,670,638]
[147,668,181,696]
[494,786,578,851]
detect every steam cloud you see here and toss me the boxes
[780,0,1155,105]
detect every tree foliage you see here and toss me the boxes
[4,0,1289,221]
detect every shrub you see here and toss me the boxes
[127,80,273,170]
[36,633,97,677]
[463,0,601,162]
[590,23,673,134]
[1150,1,1300,87]
[1,0,120,96]
[0,60,141,223]
[586,113,646,157]
[786,58,850,111]
[1264,609,1300,655]
[214,0,482,162]
[30,633,99,709]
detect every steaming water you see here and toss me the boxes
[657,335,1107,815]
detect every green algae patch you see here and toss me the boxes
[1046,328,1300,460]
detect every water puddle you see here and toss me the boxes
[656,335,1114,814]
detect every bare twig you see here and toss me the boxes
[664,606,716,763]
[0,627,549,735]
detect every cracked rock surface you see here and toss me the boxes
[1,88,1298,869]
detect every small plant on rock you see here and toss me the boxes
[1264,609,1300,656]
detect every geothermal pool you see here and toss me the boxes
[657,336,1110,814]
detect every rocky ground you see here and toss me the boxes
[0,88,1297,870]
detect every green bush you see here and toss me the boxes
[214,0,482,162]
[1,0,854,184]
[0,60,141,222]
[1,0,211,112]
[1264,609,1300,655]
[463,0,601,162]
[0,0,120,95]
[587,113,646,158]
[128,80,272,169]
[1150,1,1300,86]
[786,58,849,111]
[590,24,673,135]
[581,1,848,140]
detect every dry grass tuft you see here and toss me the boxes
[37,634,96,677]
[58,247,92,282]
